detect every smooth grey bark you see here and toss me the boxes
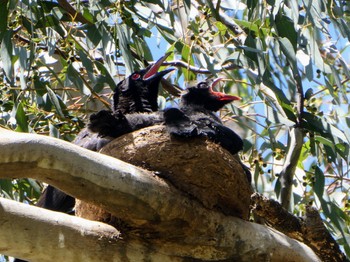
[0,127,320,261]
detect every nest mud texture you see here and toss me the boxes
[76,125,252,226]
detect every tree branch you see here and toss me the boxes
[1,197,203,262]
[162,60,241,74]
[57,0,92,25]
[0,128,320,261]
[279,127,304,209]
[0,198,123,261]
[251,193,348,262]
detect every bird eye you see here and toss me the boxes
[131,73,141,80]
[198,82,208,89]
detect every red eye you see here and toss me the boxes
[131,73,141,80]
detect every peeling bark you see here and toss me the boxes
[251,193,347,262]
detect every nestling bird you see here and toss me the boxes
[88,78,250,183]
[164,78,244,155]
[89,78,244,157]
[35,54,174,214]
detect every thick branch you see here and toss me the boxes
[251,193,348,262]
[0,128,320,261]
[0,198,181,261]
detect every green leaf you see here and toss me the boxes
[183,0,191,15]
[303,112,348,143]
[14,103,29,133]
[82,8,95,24]
[21,15,33,35]
[247,0,258,19]
[0,179,14,199]
[313,166,325,199]
[35,14,65,37]
[35,14,59,28]
[156,24,179,43]
[233,19,260,33]
[266,105,295,126]
[335,143,349,160]
[78,49,96,83]
[314,136,334,150]
[94,61,118,91]
[225,51,256,69]
[40,0,61,13]
[49,122,60,138]
[134,36,153,62]
[318,199,348,244]
[278,37,297,70]
[215,21,227,36]
[86,24,102,48]
[262,70,297,123]
[1,29,13,80]
[244,33,258,64]
[116,23,134,75]
[45,86,65,118]
[67,64,90,95]
[0,0,9,38]
[275,13,297,51]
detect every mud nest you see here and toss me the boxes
[76,125,253,227]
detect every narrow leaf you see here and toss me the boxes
[314,166,324,199]
[1,30,13,80]
[14,103,29,133]
[46,86,65,118]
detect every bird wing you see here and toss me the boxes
[205,123,243,155]
[88,110,132,138]
[164,108,198,137]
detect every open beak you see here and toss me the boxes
[210,78,241,101]
[143,53,175,81]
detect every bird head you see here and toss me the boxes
[182,78,241,111]
[114,53,174,114]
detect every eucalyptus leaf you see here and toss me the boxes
[67,64,91,96]
[14,103,29,133]
[46,86,65,118]
[1,30,13,80]
[275,13,297,51]
[0,0,9,37]
[116,23,134,75]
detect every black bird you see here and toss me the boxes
[164,78,244,155]
[74,54,174,151]
[88,78,251,185]
[89,78,244,156]
[34,54,174,214]
[88,110,163,138]
[88,79,243,154]
[164,79,251,183]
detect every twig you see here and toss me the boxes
[57,0,92,25]
[162,60,241,74]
